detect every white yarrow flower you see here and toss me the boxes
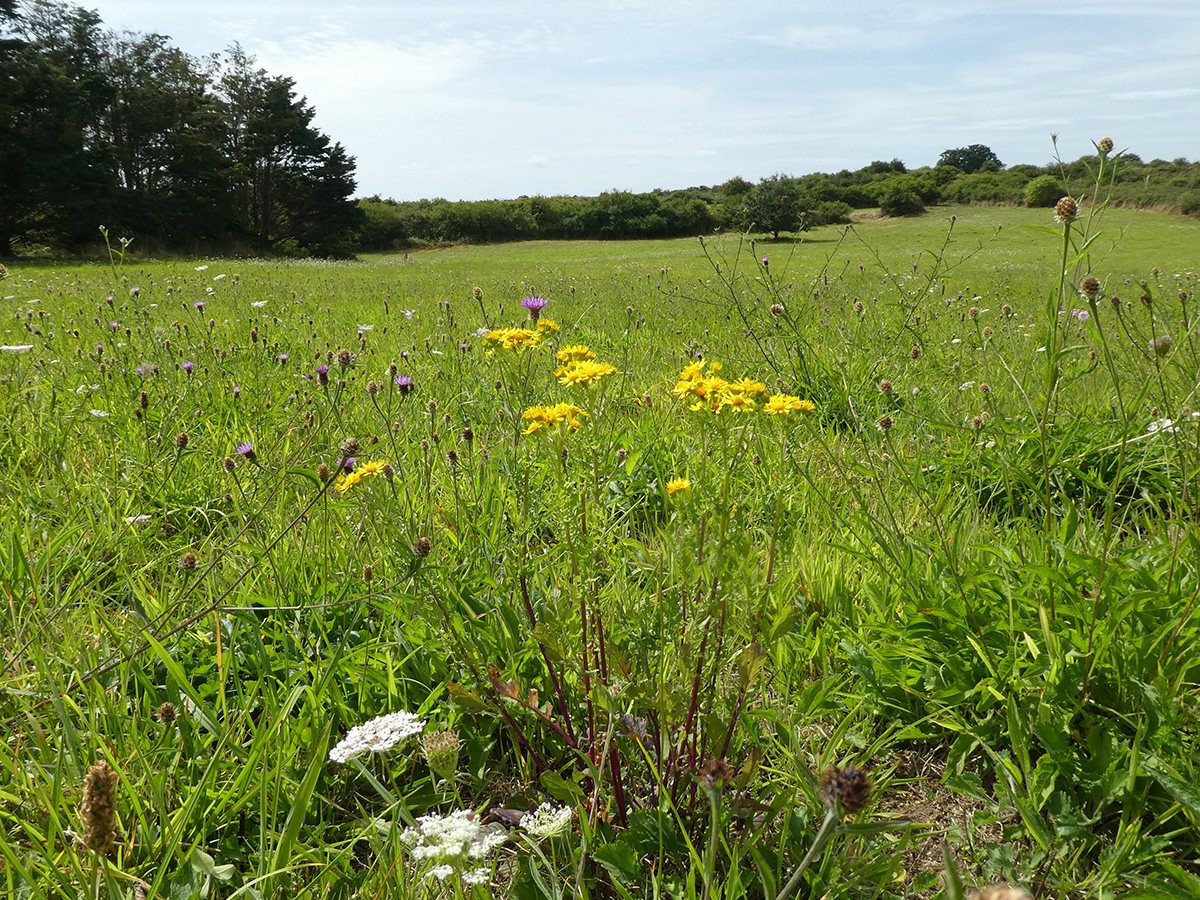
[400,809,507,880]
[329,710,426,763]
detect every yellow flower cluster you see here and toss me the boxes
[483,327,542,350]
[763,394,815,415]
[555,344,596,363]
[666,477,691,495]
[672,361,813,416]
[555,359,617,386]
[335,459,389,494]
[522,403,587,435]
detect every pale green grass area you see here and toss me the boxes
[2,205,1199,900]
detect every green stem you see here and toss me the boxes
[776,808,840,900]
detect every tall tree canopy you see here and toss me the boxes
[0,0,359,257]
[937,144,1004,174]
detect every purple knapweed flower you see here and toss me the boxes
[337,456,356,473]
[235,441,256,461]
[521,294,548,320]
[314,364,330,385]
[277,353,289,365]
[761,256,769,267]
[394,374,414,395]
[182,360,195,374]
[130,286,140,297]
[193,301,205,311]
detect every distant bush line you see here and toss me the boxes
[358,152,1200,251]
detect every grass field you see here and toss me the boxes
[2,203,1200,900]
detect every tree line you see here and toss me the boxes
[4,0,1198,258]
[360,145,1200,250]
[1,0,360,258]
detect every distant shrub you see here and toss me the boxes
[806,200,853,226]
[1025,175,1064,208]
[879,185,924,217]
[1178,191,1200,216]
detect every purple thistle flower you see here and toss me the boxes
[277,353,289,364]
[761,256,769,267]
[130,286,140,297]
[314,364,330,385]
[394,374,414,395]
[235,441,256,461]
[109,321,120,331]
[521,294,548,311]
[182,360,194,374]
[193,301,205,311]
[337,456,356,473]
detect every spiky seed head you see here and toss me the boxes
[818,766,872,816]
[1080,276,1101,298]
[178,552,197,571]
[414,536,432,557]
[156,702,177,724]
[1054,196,1078,222]
[1097,136,1114,154]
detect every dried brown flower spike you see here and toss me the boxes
[818,765,872,816]
[79,759,119,856]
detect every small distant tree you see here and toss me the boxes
[879,185,924,217]
[937,144,1003,174]
[744,173,807,238]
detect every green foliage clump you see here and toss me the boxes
[1025,174,1065,207]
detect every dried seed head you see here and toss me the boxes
[178,552,197,571]
[156,702,177,724]
[878,380,893,395]
[818,766,872,816]
[696,758,738,791]
[770,303,784,316]
[341,437,359,455]
[381,463,395,478]
[1097,136,1114,155]
[367,380,379,395]
[316,463,331,483]
[414,536,432,557]
[363,564,374,582]
[460,426,474,443]
[174,432,189,449]
[1080,276,1101,299]
[223,456,236,473]
[1054,196,1078,223]
[968,306,979,319]
[446,449,458,466]
[79,759,119,856]
[1150,334,1173,357]
[337,348,353,367]
[877,416,894,433]
[909,345,921,359]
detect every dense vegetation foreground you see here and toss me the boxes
[3,202,1200,900]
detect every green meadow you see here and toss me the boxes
[3,202,1200,900]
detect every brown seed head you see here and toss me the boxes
[223,456,236,473]
[1055,196,1078,222]
[80,759,120,856]
[341,437,359,455]
[1080,276,1101,298]
[818,766,872,816]
[414,536,432,557]
[362,564,374,581]
[696,758,738,791]
[178,552,197,571]
[878,380,893,395]
[156,702,178,724]
[1097,136,1114,154]
[337,348,353,367]
[174,432,189,449]
[316,463,331,483]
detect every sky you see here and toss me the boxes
[77,0,1200,202]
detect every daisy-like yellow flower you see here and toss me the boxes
[556,344,595,363]
[555,359,617,386]
[335,459,389,494]
[483,327,542,350]
[522,403,587,435]
[536,319,559,333]
[723,391,756,412]
[727,378,767,396]
[763,394,815,415]
[666,478,692,495]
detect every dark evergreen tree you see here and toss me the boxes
[937,144,1003,174]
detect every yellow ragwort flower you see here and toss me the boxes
[536,319,560,333]
[555,359,617,386]
[763,394,815,415]
[335,459,389,494]
[522,403,587,435]
[666,478,692,495]
[556,344,596,363]
[483,327,542,350]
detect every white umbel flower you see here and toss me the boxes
[329,711,426,763]
[520,802,574,838]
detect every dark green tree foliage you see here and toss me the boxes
[743,173,808,238]
[937,144,1003,174]
[0,1,358,256]
[0,2,114,254]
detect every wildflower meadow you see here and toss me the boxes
[3,144,1200,900]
